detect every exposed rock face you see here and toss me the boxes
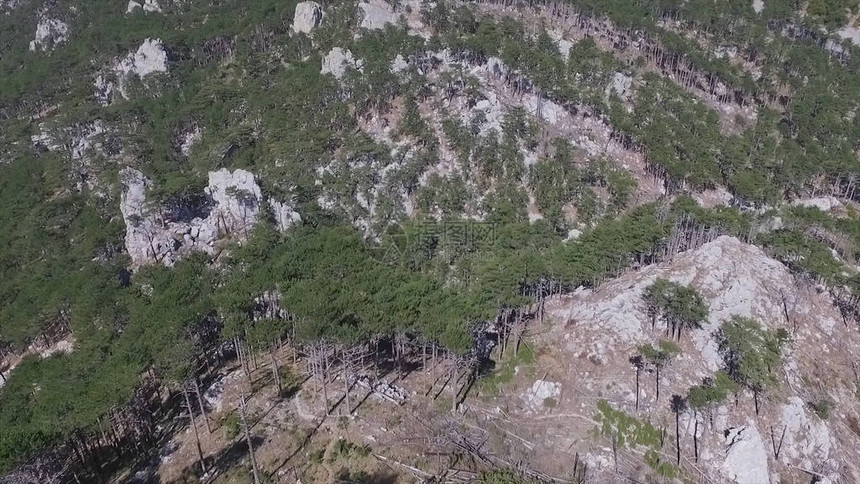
[31,120,119,191]
[96,38,168,104]
[793,196,845,214]
[522,380,561,411]
[552,235,837,369]
[29,16,68,51]
[605,72,633,102]
[839,26,860,47]
[779,397,835,473]
[293,1,323,34]
[270,199,302,232]
[126,0,161,13]
[528,235,858,482]
[176,124,202,157]
[358,0,398,30]
[321,47,361,79]
[722,424,769,484]
[120,168,264,266]
[390,54,408,73]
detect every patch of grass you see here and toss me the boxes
[220,412,241,440]
[279,366,302,399]
[479,469,540,483]
[595,400,662,448]
[645,449,678,479]
[309,447,326,464]
[596,401,685,479]
[477,344,537,396]
[809,399,834,420]
[328,438,371,462]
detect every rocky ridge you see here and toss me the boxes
[518,235,860,483]
[119,168,300,266]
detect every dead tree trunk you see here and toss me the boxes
[193,379,211,433]
[239,394,261,484]
[183,384,207,474]
[271,347,282,395]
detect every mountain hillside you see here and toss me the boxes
[1,0,860,482]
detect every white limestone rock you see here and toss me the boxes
[98,38,168,103]
[779,397,836,475]
[565,228,582,241]
[127,0,161,13]
[605,72,633,102]
[838,26,860,46]
[752,0,764,14]
[206,168,262,234]
[269,199,302,232]
[390,54,408,73]
[177,125,202,156]
[293,1,323,34]
[551,236,840,369]
[32,120,116,191]
[119,167,266,266]
[321,47,361,80]
[522,380,561,410]
[793,196,844,213]
[358,0,398,30]
[722,424,769,484]
[29,17,69,51]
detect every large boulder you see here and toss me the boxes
[358,0,398,30]
[126,0,161,13]
[29,16,68,51]
[293,1,323,34]
[119,168,300,266]
[321,47,361,80]
[97,38,169,104]
[722,424,769,484]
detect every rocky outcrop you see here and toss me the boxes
[552,235,836,368]
[120,168,253,266]
[96,38,168,104]
[605,72,633,103]
[175,124,201,157]
[532,235,858,482]
[358,0,398,30]
[29,16,68,51]
[270,199,302,232]
[31,120,120,191]
[722,424,770,484]
[778,397,835,472]
[120,168,300,266]
[126,0,161,13]
[293,1,323,34]
[321,47,361,80]
[522,380,561,411]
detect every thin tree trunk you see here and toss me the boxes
[193,379,211,433]
[271,349,282,395]
[183,385,207,474]
[675,411,681,465]
[693,417,699,462]
[239,394,261,484]
[451,364,459,414]
[635,369,640,411]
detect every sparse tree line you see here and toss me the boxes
[629,279,790,469]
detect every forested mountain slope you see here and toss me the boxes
[1,0,859,482]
